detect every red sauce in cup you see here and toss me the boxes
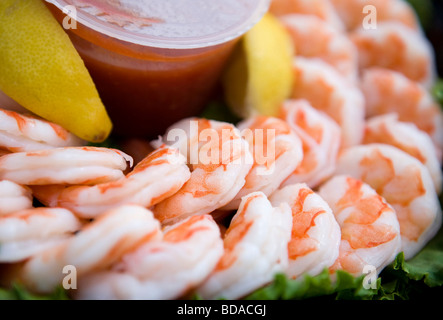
[44,0,270,138]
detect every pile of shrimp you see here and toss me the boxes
[0,0,442,300]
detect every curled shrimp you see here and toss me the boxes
[31,146,191,219]
[74,215,223,300]
[279,99,342,188]
[0,207,81,263]
[361,68,443,159]
[20,204,162,293]
[0,180,33,216]
[0,147,133,186]
[280,14,358,80]
[318,175,401,277]
[152,118,253,225]
[269,183,341,279]
[350,22,436,88]
[0,107,84,153]
[197,192,292,300]
[330,0,420,32]
[221,116,303,211]
[290,57,365,147]
[335,143,442,259]
[363,114,442,193]
[270,0,345,31]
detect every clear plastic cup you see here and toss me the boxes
[44,0,271,138]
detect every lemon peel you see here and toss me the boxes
[222,13,295,119]
[0,0,112,142]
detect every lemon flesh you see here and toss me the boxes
[0,0,112,143]
[223,13,295,118]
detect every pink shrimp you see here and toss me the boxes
[290,57,365,147]
[363,114,442,193]
[279,99,342,188]
[335,143,442,259]
[350,22,436,88]
[318,175,401,277]
[20,204,162,293]
[0,107,85,153]
[31,146,191,219]
[0,147,133,186]
[270,183,341,279]
[360,68,443,159]
[152,118,253,225]
[222,116,303,210]
[269,0,345,31]
[197,192,292,300]
[74,215,223,300]
[280,14,358,80]
[0,207,81,263]
[0,180,33,216]
[330,0,420,32]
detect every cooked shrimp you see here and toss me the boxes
[361,68,443,159]
[197,192,292,300]
[221,116,303,210]
[0,147,133,186]
[31,146,190,219]
[330,0,420,32]
[280,14,358,80]
[270,0,345,31]
[152,118,253,225]
[290,57,365,147]
[335,143,442,259]
[20,204,162,293]
[0,180,33,216]
[350,22,436,88]
[269,183,341,279]
[318,175,401,277]
[279,99,342,188]
[363,114,442,193]
[75,214,223,300]
[0,207,81,263]
[0,107,84,153]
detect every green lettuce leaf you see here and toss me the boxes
[199,100,241,124]
[393,238,443,287]
[374,225,443,299]
[432,79,443,108]
[245,270,378,300]
[0,283,69,300]
[87,136,121,149]
[406,0,433,30]
[245,225,443,301]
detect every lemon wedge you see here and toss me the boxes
[222,13,295,119]
[0,0,112,143]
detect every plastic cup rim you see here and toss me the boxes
[45,0,271,49]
